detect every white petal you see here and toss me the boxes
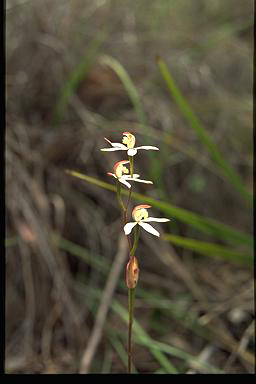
[138,222,160,237]
[104,138,127,149]
[135,146,159,151]
[111,142,127,149]
[119,178,131,189]
[132,178,153,184]
[101,147,125,151]
[123,174,152,184]
[107,173,116,178]
[125,174,140,179]
[104,137,112,145]
[142,217,170,223]
[124,222,138,235]
[127,148,137,156]
[120,175,129,180]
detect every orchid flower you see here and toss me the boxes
[107,160,153,189]
[124,205,170,237]
[101,132,159,157]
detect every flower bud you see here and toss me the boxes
[126,257,139,289]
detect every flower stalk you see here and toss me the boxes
[126,224,140,373]
[129,155,134,178]
[128,287,135,373]
[130,224,140,259]
[116,179,126,212]
[100,132,170,373]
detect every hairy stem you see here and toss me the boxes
[129,155,134,177]
[116,180,126,212]
[130,225,140,259]
[124,186,133,250]
[128,287,135,373]
[116,180,132,250]
[115,157,138,373]
[127,225,140,373]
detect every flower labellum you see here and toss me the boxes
[122,132,136,149]
[113,160,130,178]
[132,204,151,221]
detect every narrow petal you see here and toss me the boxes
[142,217,170,223]
[132,178,153,184]
[127,148,138,156]
[107,172,116,178]
[101,147,125,152]
[119,178,131,189]
[138,222,160,237]
[110,143,127,149]
[124,175,153,184]
[124,222,138,235]
[135,146,159,151]
[104,138,127,149]
[104,137,112,145]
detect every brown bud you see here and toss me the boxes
[126,257,139,289]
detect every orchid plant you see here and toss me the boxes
[101,132,170,373]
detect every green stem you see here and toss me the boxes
[116,180,126,212]
[130,225,140,259]
[129,156,134,178]
[124,186,133,251]
[116,180,132,250]
[127,225,140,373]
[115,156,137,373]
[128,287,135,373]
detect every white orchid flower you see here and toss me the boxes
[101,132,159,157]
[107,160,153,189]
[124,205,170,237]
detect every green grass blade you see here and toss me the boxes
[5,236,20,247]
[52,32,106,125]
[156,56,252,205]
[163,234,252,266]
[112,299,222,373]
[100,55,163,186]
[108,333,138,373]
[75,282,178,373]
[113,301,178,373]
[56,234,252,367]
[55,235,253,368]
[53,233,109,272]
[65,170,253,248]
[100,55,147,127]
[82,285,221,373]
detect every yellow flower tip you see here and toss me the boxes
[113,160,130,178]
[126,257,139,289]
[122,132,136,149]
[132,204,151,222]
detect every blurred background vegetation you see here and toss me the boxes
[6,0,254,374]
